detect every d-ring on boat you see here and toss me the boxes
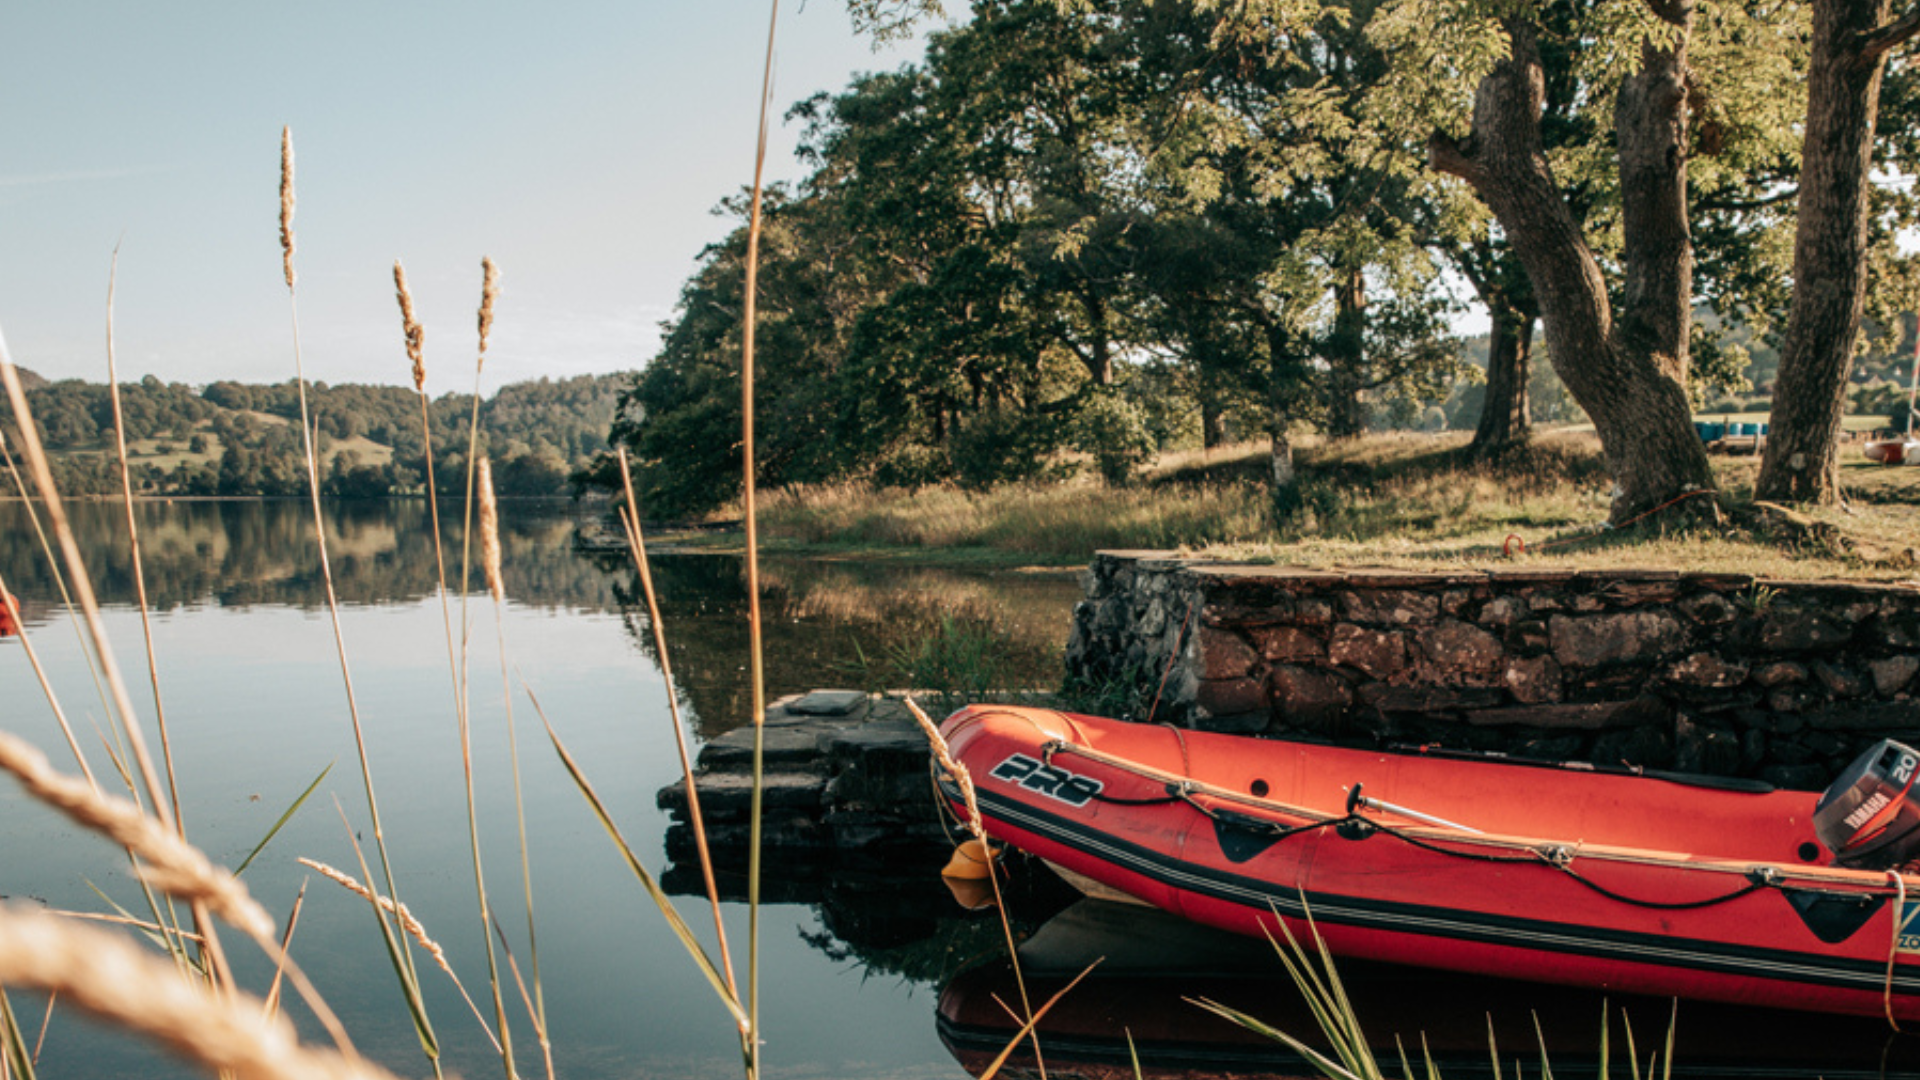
[937,704,1920,1020]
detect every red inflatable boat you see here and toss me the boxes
[938,705,1920,1021]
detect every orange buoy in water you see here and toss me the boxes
[940,838,999,881]
[0,592,17,638]
[942,875,997,912]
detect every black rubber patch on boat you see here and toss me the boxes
[1211,810,1285,864]
[1783,888,1888,945]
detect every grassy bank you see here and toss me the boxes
[733,430,1920,579]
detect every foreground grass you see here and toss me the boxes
[745,430,1920,580]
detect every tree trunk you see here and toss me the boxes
[1754,0,1914,503]
[1201,394,1227,449]
[1270,414,1298,517]
[1429,15,1717,524]
[1469,300,1535,456]
[1323,268,1367,438]
[1265,322,1306,518]
[1081,289,1115,386]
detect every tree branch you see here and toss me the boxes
[1857,10,1920,65]
[1695,185,1800,213]
[1643,0,1692,28]
[1427,131,1484,187]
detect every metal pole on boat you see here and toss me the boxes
[1346,784,1485,834]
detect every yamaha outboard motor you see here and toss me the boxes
[1814,739,1920,869]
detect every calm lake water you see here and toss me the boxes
[0,498,1081,1080]
[10,499,1920,1080]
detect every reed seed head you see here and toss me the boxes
[0,732,274,941]
[279,127,296,290]
[476,257,499,366]
[0,906,400,1080]
[902,698,984,837]
[393,261,426,392]
[296,859,451,975]
[478,457,503,603]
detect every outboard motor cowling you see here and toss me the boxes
[1814,739,1920,869]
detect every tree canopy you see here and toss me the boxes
[606,0,1920,522]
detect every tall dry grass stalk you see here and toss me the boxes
[103,247,184,830]
[297,860,447,978]
[453,260,496,830]
[613,451,738,1000]
[0,427,116,757]
[297,858,504,1055]
[0,907,399,1080]
[0,333,234,990]
[278,127,442,1071]
[395,261,426,393]
[0,560,97,794]
[478,460,503,603]
[394,258,462,710]
[478,259,499,360]
[459,257,499,617]
[458,453,521,1079]
[475,457,554,1080]
[737,6,782,1076]
[101,247,225,992]
[279,128,296,290]
[904,697,1045,1075]
[262,882,306,1023]
[0,346,175,837]
[0,732,273,941]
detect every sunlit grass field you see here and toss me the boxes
[748,427,1920,580]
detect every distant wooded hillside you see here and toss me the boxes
[0,369,631,498]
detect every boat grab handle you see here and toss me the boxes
[1346,783,1485,835]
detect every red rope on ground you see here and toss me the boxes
[1504,488,1719,558]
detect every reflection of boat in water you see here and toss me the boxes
[938,900,1920,1080]
[939,705,1920,1021]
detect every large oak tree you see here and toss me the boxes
[1755,0,1920,503]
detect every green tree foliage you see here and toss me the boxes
[608,0,1920,520]
[610,0,1477,517]
[1,370,626,498]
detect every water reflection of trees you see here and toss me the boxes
[604,554,1083,737]
[2,499,1085,738]
[0,500,621,614]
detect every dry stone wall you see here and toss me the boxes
[1064,553,1920,790]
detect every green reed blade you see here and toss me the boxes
[1532,1011,1554,1080]
[336,806,442,1061]
[82,880,197,969]
[1597,1000,1609,1080]
[1,988,39,1080]
[235,761,333,877]
[1660,1000,1676,1080]
[1188,997,1363,1080]
[540,712,748,1030]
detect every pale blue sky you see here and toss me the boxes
[0,2,932,394]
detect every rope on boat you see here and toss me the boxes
[1889,870,1908,1032]
[1043,737,1792,912]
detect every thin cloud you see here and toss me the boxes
[0,164,179,188]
